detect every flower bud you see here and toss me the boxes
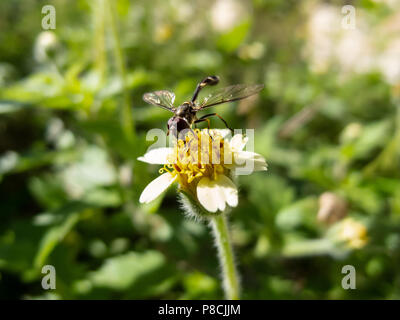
[328,217,368,249]
[34,31,59,63]
[317,192,348,224]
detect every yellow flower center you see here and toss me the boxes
[159,130,229,189]
[338,219,368,249]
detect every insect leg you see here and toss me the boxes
[191,76,220,102]
[194,118,211,129]
[194,118,215,141]
[178,118,199,141]
[197,113,234,135]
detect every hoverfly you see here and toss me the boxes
[143,76,264,138]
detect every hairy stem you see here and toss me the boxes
[210,213,240,300]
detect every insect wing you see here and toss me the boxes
[143,90,176,111]
[197,84,264,109]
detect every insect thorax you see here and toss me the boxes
[175,102,196,122]
[175,102,191,115]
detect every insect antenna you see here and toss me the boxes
[191,75,220,103]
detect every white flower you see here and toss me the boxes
[139,172,177,204]
[210,0,245,32]
[138,130,267,213]
[34,31,59,63]
[196,175,238,212]
[328,218,368,249]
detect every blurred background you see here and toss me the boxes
[1,0,400,299]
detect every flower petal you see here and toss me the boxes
[139,173,176,204]
[219,175,239,208]
[137,147,174,164]
[197,175,238,213]
[197,177,223,212]
[211,129,232,139]
[229,134,248,151]
[228,151,268,171]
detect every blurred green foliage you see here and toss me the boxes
[1,0,400,299]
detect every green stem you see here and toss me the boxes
[210,213,240,300]
[107,0,134,141]
[281,238,334,257]
[93,0,106,81]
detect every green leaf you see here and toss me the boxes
[217,20,251,53]
[0,148,78,177]
[341,120,392,161]
[81,251,176,298]
[181,271,218,299]
[275,197,318,231]
[81,187,122,207]
[0,221,45,273]
[33,202,91,269]
[0,100,30,113]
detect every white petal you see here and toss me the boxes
[232,151,268,171]
[197,177,222,213]
[229,134,248,151]
[139,173,176,204]
[219,175,239,207]
[211,129,232,139]
[253,158,268,171]
[137,147,174,164]
[197,175,238,213]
